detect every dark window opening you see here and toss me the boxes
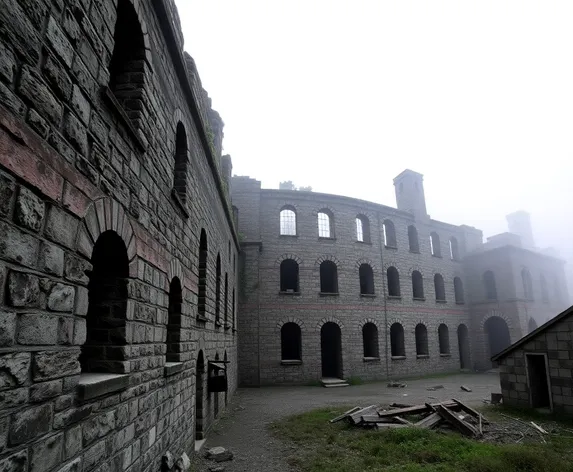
[483,270,497,300]
[522,269,533,300]
[214,352,220,418]
[356,215,371,243]
[280,207,297,235]
[195,351,205,437]
[526,354,551,409]
[408,225,419,253]
[281,323,302,360]
[198,230,208,319]
[215,254,221,324]
[457,324,470,369]
[434,273,446,301]
[383,219,397,247]
[359,264,375,295]
[362,323,379,358]
[387,266,401,297]
[172,122,188,204]
[412,270,424,299]
[415,323,429,356]
[280,259,299,292]
[390,323,405,357]
[430,232,441,257]
[484,316,510,359]
[449,237,460,260]
[224,273,229,326]
[438,324,450,354]
[320,261,338,293]
[454,277,464,303]
[166,277,183,362]
[81,230,129,374]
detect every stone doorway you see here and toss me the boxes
[457,324,471,369]
[321,322,342,379]
[526,353,552,410]
[484,316,511,361]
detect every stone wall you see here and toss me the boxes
[0,0,238,471]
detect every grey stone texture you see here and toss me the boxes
[0,0,238,471]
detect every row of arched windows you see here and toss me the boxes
[483,269,559,303]
[280,259,465,302]
[390,323,451,357]
[279,207,461,260]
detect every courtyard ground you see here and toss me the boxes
[193,372,500,471]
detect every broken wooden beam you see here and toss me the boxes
[436,405,479,437]
[452,398,489,424]
[414,412,442,429]
[330,406,362,423]
[348,405,377,424]
[378,401,457,418]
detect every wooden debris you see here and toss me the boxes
[330,406,361,423]
[389,402,412,408]
[415,412,442,429]
[452,398,489,424]
[436,405,479,437]
[478,414,483,435]
[387,381,407,388]
[461,385,472,392]
[394,416,413,425]
[348,405,377,424]
[530,422,548,434]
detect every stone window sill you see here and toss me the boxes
[281,359,302,366]
[440,353,451,358]
[416,354,430,359]
[387,295,402,300]
[279,291,301,296]
[170,188,190,218]
[413,297,426,302]
[385,245,397,250]
[391,355,406,361]
[363,357,380,363]
[319,292,339,297]
[224,322,232,330]
[360,293,376,298]
[164,362,184,377]
[215,320,223,328]
[77,373,129,401]
[279,234,298,238]
[436,299,447,304]
[196,315,208,323]
[357,240,372,245]
[102,87,146,152]
[318,236,336,241]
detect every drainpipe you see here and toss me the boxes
[376,212,389,380]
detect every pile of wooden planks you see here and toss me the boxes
[331,399,488,438]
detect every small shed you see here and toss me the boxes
[492,304,573,414]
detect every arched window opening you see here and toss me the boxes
[166,277,183,362]
[438,324,450,354]
[172,122,188,204]
[454,277,465,303]
[430,232,441,257]
[484,316,511,358]
[108,0,147,129]
[412,271,424,299]
[362,323,379,358]
[383,219,397,247]
[415,324,429,356]
[281,323,302,361]
[387,267,401,297]
[408,225,420,253]
[434,273,446,301]
[540,275,549,303]
[280,207,297,236]
[521,269,533,300]
[197,230,208,320]
[320,261,338,294]
[356,215,371,243]
[318,210,333,238]
[81,231,129,374]
[224,273,229,326]
[280,259,299,293]
[359,264,375,295]
[528,317,538,334]
[390,323,405,357]
[449,237,460,260]
[483,270,497,300]
[215,254,221,324]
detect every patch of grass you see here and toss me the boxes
[480,404,573,428]
[346,376,364,386]
[270,407,573,472]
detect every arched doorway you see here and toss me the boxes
[484,316,511,359]
[321,322,342,379]
[195,351,205,439]
[457,324,470,369]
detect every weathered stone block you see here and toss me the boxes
[0,0,41,65]
[0,387,29,409]
[18,65,63,125]
[45,206,79,250]
[82,411,116,446]
[64,425,81,459]
[28,108,50,138]
[64,253,90,284]
[74,286,89,315]
[55,458,81,472]
[0,353,30,391]
[7,271,41,308]
[73,318,86,345]
[33,350,80,381]
[82,439,106,471]
[39,242,65,276]
[58,317,74,345]
[0,222,40,268]
[43,54,73,101]
[71,84,90,125]
[48,283,75,312]
[0,311,16,347]
[0,416,7,452]
[55,394,73,412]
[0,42,16,84]
[17,313,58,345]
[15,187,45,232]
[30,379,63,402]
[9,404,52,445]
[0,173,15,217]
[30,432,63,472]
[54,404,92,429]
[0,81,26,116]
[64,112,88,156]
[46,16,73,67]
[0,450,28,472]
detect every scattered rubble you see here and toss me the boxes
[426,385,445,391]
[205,446,234,463]
[460,385,472,392]
[387,381,407,388]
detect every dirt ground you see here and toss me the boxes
[193,372,500,472]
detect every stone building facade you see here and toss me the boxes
[0,0,238,471]
[232,172,570,386]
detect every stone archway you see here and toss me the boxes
[484,316,511,359]
[321,322,342,379]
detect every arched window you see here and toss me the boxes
[387,267,401,297]
[279,207,297,236]
[438,324,450,354]
[434,274,446,301]
[318,210,333,238]
[356,215,370,243]
[540,275,549,303]
[224,273,229,326]
[521,269,533,300]
[280,259,299,293]
[320,261,338,293]
[483,270,497,300]
[408,225,419,253]
[390,323,405,357]
[166,277,183,362]
[415,324,429,356]
[383,219,397,247]
[412,271,424,299]
[197,229,208,320]
[281,323,301,361]
[81,231,129,374]
[215,254,221,324]
[430,232,441,257]
[359,264,375,295]
[362,323,379,358]
[172,122,188,204]
[108,0,147,129]
[454,277,464,303]
[449,237,460,261]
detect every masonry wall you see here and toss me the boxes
[233,179,474,385]
[0,1,238,471]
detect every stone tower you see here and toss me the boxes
[393,169,428,219]
[506,211,535,249]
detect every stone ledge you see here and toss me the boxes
[413,297,426,302]
[196,315,208,323]
[416,354,430,359]
[391,355,406,361]
[102,87,146,152]
[363,357,380,363]
[280,359,302,366]
[357,241,372,245]
[319,292,339,297]
[440,353,451,358]
[77,373,129,401]
[384,245,397,250]
[170,188,190,218]
[318,237,336,241]
[279,291,301,296]
[278,234,298,239]
[164,362,184,377]
[387,295,402,300]
[360,294,376,298]
[436,299,447,304]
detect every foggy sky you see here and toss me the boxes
[174,0,573,269]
